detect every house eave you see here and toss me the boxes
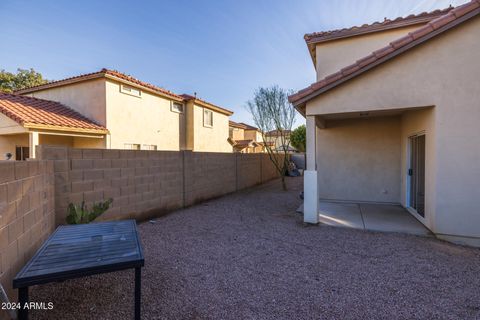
[293,8,480,109]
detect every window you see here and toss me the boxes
[203,108,213,127]
[120,84,142,97]
[143,145,157,151]
[124,143,141,150]
[171,102,184,113]
[15,146,29,160]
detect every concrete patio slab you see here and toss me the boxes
[319,202,364,229]
[298,200,431,236]
[360,203,431,236]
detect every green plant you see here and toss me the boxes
[0,68,48,93]
[290,125,306,152]
[66,199,113,224]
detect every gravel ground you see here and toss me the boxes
[30,177,480,320]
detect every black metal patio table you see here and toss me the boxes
[13,220,144,320]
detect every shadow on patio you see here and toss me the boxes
[298,201,431,236]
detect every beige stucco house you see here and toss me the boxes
[0,93,108,160]
[289,1,480,246]
[9,69,233,156]
[228,121,265,153]
[264,130,296,153]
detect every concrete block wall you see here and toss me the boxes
[37,146,282,224]
[0,160,55,310]
[237,154,262,191]
[40,146,185,225]
[184,152,236,206]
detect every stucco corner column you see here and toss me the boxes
[29,131,39,159]
[304,115,320,224]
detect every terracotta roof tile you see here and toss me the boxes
[304,6,454,44]
[180,94,233,116]
[239,122,259,130]
[325,72,343,84]
[304,6,457,66]
[390,34,414,49]
[341,63,361,77]
[289,0,480,106]
[16,69,183,100]
[229,120,248,129]
[409,24,434,40]
[356,54,377,68]
[373,45,395,59]
[0,93,107,132]
[102,69,182,100]
[15,69,234,116]
[453,0,480,16]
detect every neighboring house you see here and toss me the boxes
[289,1,480,246]
[264,130,296,152]
[0,93,108,160]
[228,121,265,153]
[12,69,233,155]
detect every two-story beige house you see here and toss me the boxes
[289,1,480,246]
[1,69,233,157]
[228,121,265,153]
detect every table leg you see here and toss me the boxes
[135,267,141,320]
[18,286,29,320]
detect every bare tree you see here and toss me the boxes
[247,86,296,190]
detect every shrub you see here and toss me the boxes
[66,199,113,224]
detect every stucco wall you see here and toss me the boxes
[243,130,256,141]
[73,137,106,149]
[0,161,55,310]
[20,78,232,153]
[315,25,423,80]
[39,134,74,146]
[306,16,480,241]
[105,79,185,151]
[0,134,28,160]
[230,127,245,140]
[0,113,26,135]
[317,116,401,203]
[25,78,107,126]
[192,104,231,153]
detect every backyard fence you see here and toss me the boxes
[36,146,282,225]
[0,146,283,309]
[0,160,55,304]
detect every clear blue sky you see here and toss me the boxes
[0,0,467,127]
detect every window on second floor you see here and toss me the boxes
[143,145,157,151]
[203,108,213,127]
[120,84,142,97]
[124,143,141,150]
[171,102,184,113]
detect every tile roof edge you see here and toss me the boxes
[0,92,108,131]
[181,94,234,116]
[289,1,480,107]
[15,69,183,101]
[304,5,454,67]
[304,6,454,44]
[23,123,109,134]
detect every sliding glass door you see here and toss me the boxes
[409,134,425,217]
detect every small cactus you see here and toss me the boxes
[66,199,113,224]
